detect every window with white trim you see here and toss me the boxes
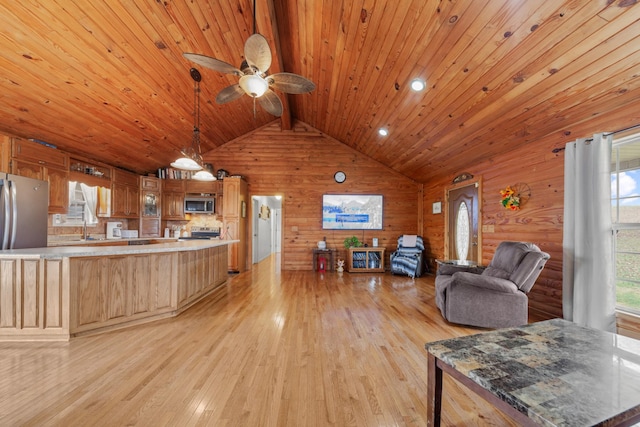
[611,132,640,315]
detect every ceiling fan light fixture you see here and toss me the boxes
[239,74,269,98]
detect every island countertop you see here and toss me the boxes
[0,238,238,259]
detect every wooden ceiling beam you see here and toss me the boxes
[254,0,292,130]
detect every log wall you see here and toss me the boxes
[204,121,422,271]
[423,135,565,319]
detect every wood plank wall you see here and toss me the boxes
[203,121,422,271]
[423,136,564,319]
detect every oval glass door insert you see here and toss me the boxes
[456,201,470,260]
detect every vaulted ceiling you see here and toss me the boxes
[0,1,639,183]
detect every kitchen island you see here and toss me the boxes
[0,239,235,341]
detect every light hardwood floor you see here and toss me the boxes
[0,255,531,426]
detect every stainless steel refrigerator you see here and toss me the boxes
[0,173,49,249]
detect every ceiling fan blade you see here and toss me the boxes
[183,53,243,76]
[258,90,283,117]
[267,73,316,94]
[244,34,272,74]
[215,84,245,104]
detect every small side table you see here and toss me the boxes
[435,259,478,267]
[435,259,484,276]
[313,248,336,272]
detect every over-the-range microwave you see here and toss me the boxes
[184,194,215,213]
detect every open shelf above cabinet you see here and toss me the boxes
[69,158,112,187]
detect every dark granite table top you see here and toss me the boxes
[426,319,640,426]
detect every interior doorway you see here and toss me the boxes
[251,195,283,265]
[445,181,480,262]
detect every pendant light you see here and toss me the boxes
[193,168,216,181]
[172,68,216,182]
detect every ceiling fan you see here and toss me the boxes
[183,1,315,117]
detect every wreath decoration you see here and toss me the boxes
[500,186,521,211]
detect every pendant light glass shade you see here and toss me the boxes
[171,156,202,171]
[171,141,202,170]
[239,74,269,98]
[192,170,216,181]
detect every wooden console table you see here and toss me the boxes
[426,319,640,426]
[312,248,336,272]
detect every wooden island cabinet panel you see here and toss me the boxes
[177,247,224,307]
[0,241,230,341]
[107,256,128,320]
[0,258,69,340]
[152,253,176,310]
[131,255,151,315]
[70,253,179,334]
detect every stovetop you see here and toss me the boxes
[188,226,221,238]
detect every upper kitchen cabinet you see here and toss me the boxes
[185,180,219,195]
[111,169,139,218]
[161,179,185,221]
[11,137,68,169]
[0,135,11,172]
[140,176,161,237]
[10,137,69,214]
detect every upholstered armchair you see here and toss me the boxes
[435,241,550,328]
[390,235,426,278]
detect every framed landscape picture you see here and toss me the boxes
[322,194,383,230]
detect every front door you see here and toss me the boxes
[447,182,479,262]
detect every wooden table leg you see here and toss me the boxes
[427,352,443,427]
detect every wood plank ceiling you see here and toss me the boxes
[0,1,639,183]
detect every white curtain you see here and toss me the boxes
[80,183,98,224]
[563,133,616,332]
[68,181,77,205]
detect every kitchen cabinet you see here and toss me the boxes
[223,176,248,273]
[162,180,186,220]
[185,179,218,194]
[111,169,139,218]
[140,176,160,237]
[12,137,68,169]
[141,175,160,192]
[0,135,10,172]
[11,138,69,214]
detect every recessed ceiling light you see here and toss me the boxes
[410,78,426,91]
[378,128,389,136]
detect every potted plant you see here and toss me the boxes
[343,236,362,248]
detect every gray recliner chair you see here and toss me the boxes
[435,241,550,328]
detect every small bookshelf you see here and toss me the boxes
[347,247,385,273]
